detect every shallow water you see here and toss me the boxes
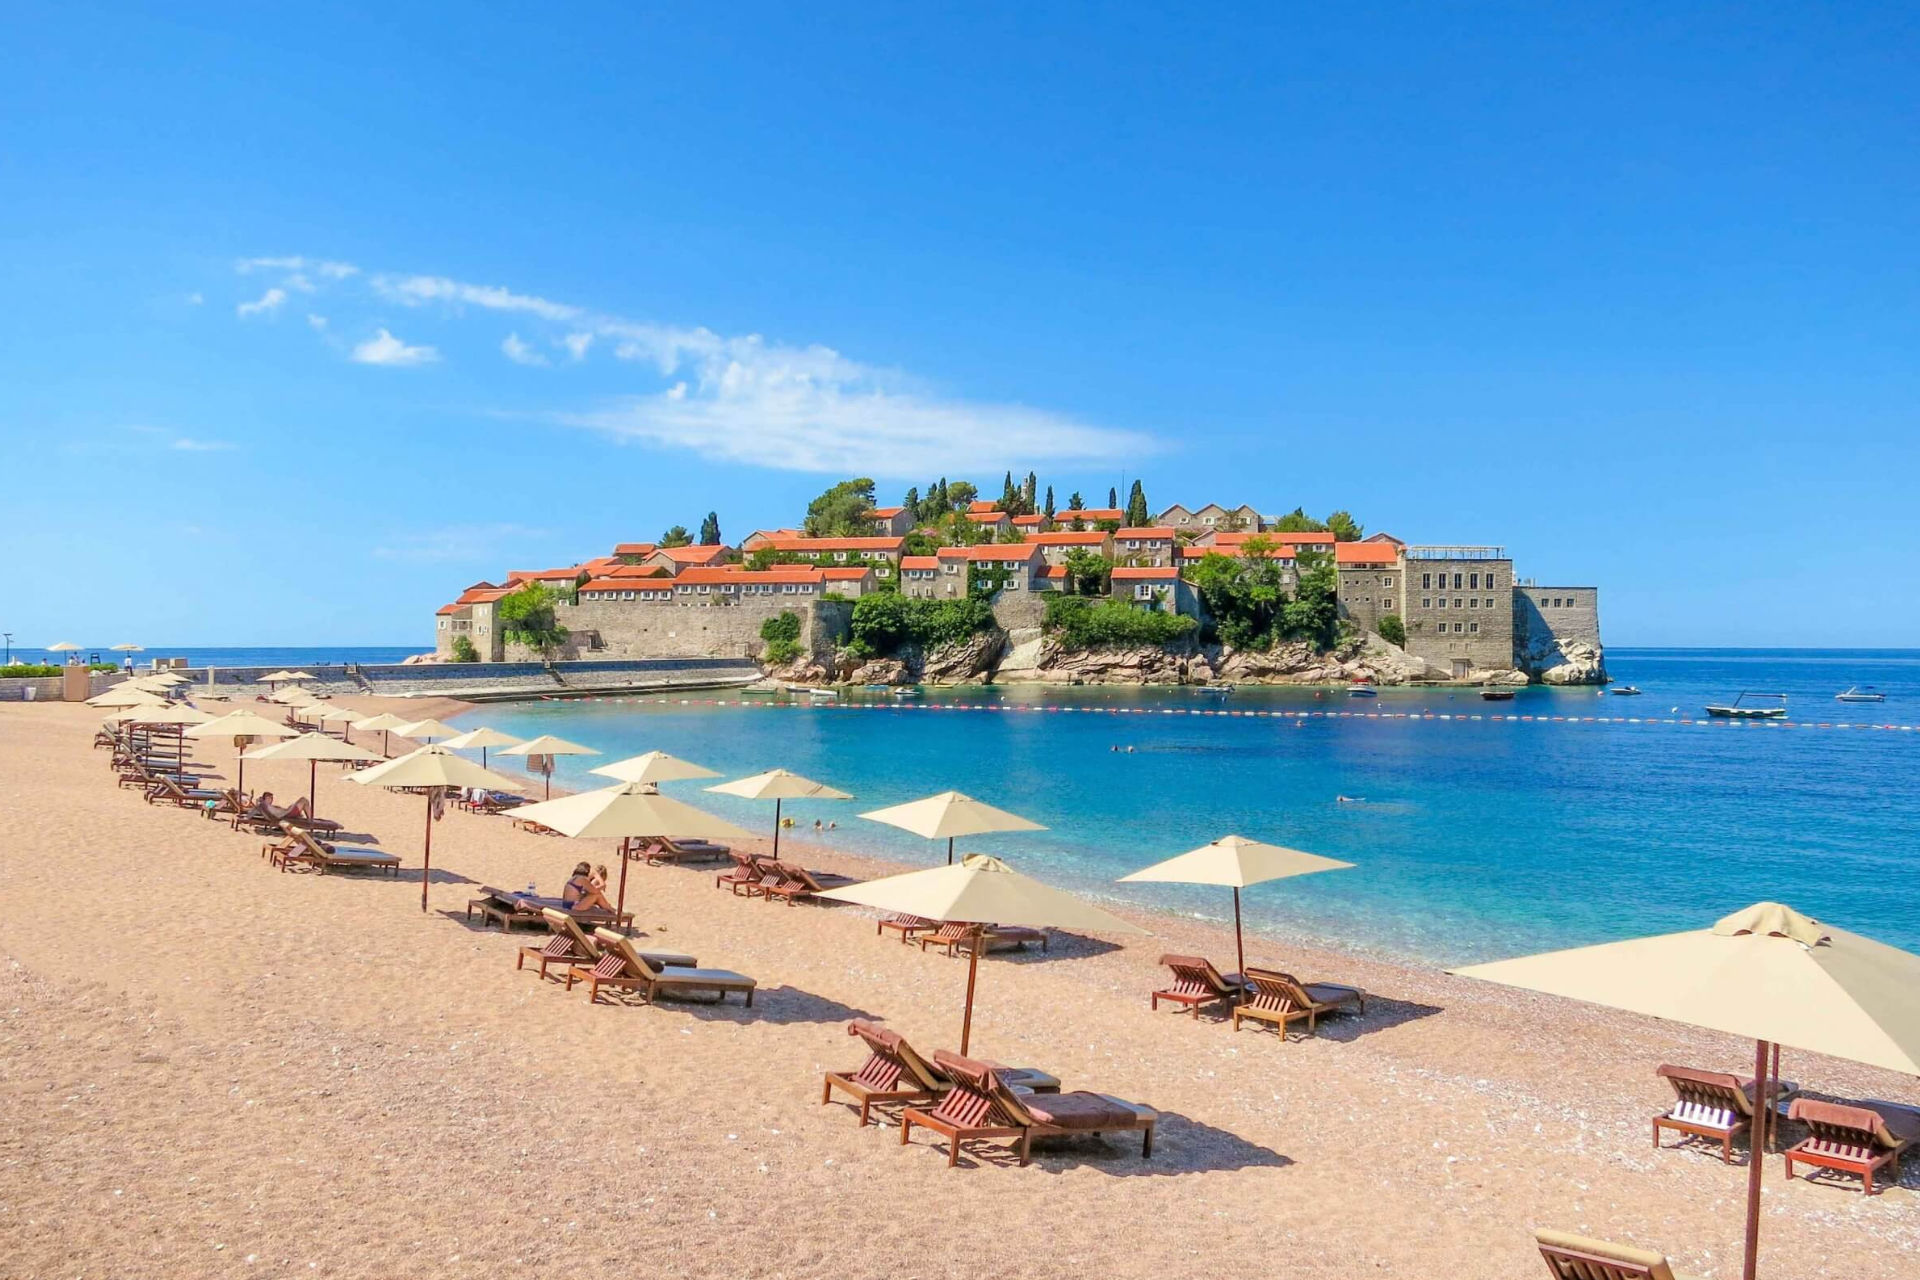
[458,648,1920,966]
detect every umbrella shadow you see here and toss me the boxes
[899,1110,1292,1176]
[1165,993,1443,1042]
[415,866,481,886]
[630,985,885,1026]
[1763,1093,1920,1192]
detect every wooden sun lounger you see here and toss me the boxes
[144,775,222,808]
[1652,1065,1800,1163]
[210,788,254,819]
[271,825,402,877]
[1151,953,1249,1018]
[463,887,633,934]
[877,913,939,942]
[899,1051,1156,1167]
[822,1020,1059,1126]
[1534,1229,1705,1280]
[759,861,858,906]
[916,921,1049,958]
[1230,967,1365,1039]
[565,929,756,1007]
[714,852,768,894]
[643,836,732,865]
[1784,1098,1920,1195]
[516,908,691,982]
[232,798,342,835]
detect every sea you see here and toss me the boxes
[430,647,1920,969]
[9,645,423,669]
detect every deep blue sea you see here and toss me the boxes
[9,645,422,668]
[450,648,1920,968]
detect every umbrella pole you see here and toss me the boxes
[1233,887,1246,997]
[420,793,433,913]
[960,924,984,1056]
[1742,1037,1770,1280]
[774,798,782,857]
[310,760,318,810]
[947,836,954,867]
[1769,1043,1782,1153]
[616,836,631,922]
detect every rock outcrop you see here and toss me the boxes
[917,629,1006,683]
[764,654,833,685]
[1522,636,1607,686]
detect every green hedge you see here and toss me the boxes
[760,611,804,664]
[1042,596,1197,648]
[847,593,994,657]
[0,664,62,678]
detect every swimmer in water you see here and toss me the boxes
[1337,795,1364,804]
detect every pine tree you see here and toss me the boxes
[1107,486,1118,509]
[698,512,721,545]
[1022,471,1038,514]
[1000,471,1018,511]
[1068,491,1085,510]
[903,486,919,515]
[1043,485,1056,517]
[1126,479,1149,527]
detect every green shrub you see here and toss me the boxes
[1377,613,1406,647]
[760,611,804,665]
[449,635,481,663]
[0,663,61,678]
[1042,596,1197,649]
[848,592,994,656]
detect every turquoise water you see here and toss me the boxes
[458,648,1920,966]
[11,645,420,668]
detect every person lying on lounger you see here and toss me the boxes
[562,862,616,914]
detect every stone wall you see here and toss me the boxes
[508,597,846,665]
[1400,556,1516,675]
[990,588,1048,631]
[1514,585,1605,683]
[0,670,119,702]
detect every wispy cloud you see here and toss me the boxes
[307,313,328,329]
[372,522,552,563]
[187,292,204,306]
[239,256,359,280]
[351,328,440,367]
[501,333,549,367]
[127,426,237,453]
[236,287,286,318]
[240,256,1154,474]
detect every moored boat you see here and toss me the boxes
[1703,692,1788,719]
[1480,688,1515,701]
[1610,685,1642,696]
[1835,686,1886,703]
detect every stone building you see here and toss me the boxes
[1113,526,1176,567]
[1025,528,1112,566]
[434,582,510,659]
[1111,565,1186,613]
[1397,547,1517,677]
[1156,502,1262,534]
[864,506,915,536]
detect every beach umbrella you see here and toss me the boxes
[349,744,526,912]
[506,782,758,918]
[498,734,601,799]
[1452,902,1920,1280]
[244,730,383,813]
[314,706,368,738]
[259,670,300,689]
[282,671,317,682]
[111,643,143,652]
[185,711,296,795]
[441,726,524,770]
[121,702,214,726]
[707,768,852,856]
[46,641,81,654]
[821,854,1144,1054]
[87,686,167,708]
[590,751,719,786]
[354,712,413,757]
[270,687,318,705]
[1119,836,1354,986]
[860,790,1045,865]
[392,717,464,744]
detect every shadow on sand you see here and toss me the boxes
[889,1110,1293,1176]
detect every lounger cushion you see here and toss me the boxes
[1534,1230,1681,1280]
[656,966,755,989]
[1300,982,1362,1007]
[320,847,400,864]
[637,951,699,969]
[1790,1099,1920,1150]
[984,1064,1060,1093]
[1021,1091,1150,1132]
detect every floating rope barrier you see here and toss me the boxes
[543,695,1918,733]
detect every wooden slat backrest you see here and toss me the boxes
[1537,1243,1658,1279]
[1242,968,1310,1014]
[1655,1066,1751,1119]
[929,1052,1029,1129]
[1159,954,1228,997]
[846,1022,909,1092]
[541,908,603,960]
[594,930,661,979]
[927,922,972,945]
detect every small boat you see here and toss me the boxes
[1347,683,1378,699]
[863,683,892,691]
[1610,685,1643,696]
[1197,684,1234,696]
[1480,688,1515,701]
[890,687,921,699]
[1703,692,1788,719]
[1835,686,1886,703]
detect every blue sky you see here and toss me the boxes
[3,4,1916,648]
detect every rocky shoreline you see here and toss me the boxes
[770,624,1606,689]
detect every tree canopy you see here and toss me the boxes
[1125,479,1150,527]
[802,478,878,537]
[658,525,693,548]
[497,583,571,658]
[697,512,722,545]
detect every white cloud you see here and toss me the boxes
[187,292,204,306]
[170,437,235,452]
[501,333,549,367]
[559,331,594,361]
[307,313,328,329]
[239,256,358,280]
[372,274,581,322]
[236,287,287,318]
[351,328,440,367]
[372,522,551,563]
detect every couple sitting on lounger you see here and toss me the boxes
[562,861,615,913]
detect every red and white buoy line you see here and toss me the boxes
[545,695,1920,734]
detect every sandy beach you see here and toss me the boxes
[3,697,1915,1279]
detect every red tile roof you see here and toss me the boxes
[1111,565,1179,579]
[1334,542,1399,565]
[966,501,1002,515]
[1116,527,1175,539]
[676,565,823,586]
[612,542,658,556]
[454,586,510,605]
[1035,565,1067,580]
[579,577,672,594]
[1271,531,1336,545]
[435,603,462,616]
[1026,530,1109,547]
[505,567,583,583]
[820,566,873,580]
[605,564,669,578]
[1011,514,1046,526]
[765,536,905,553]
[1182,544,1292,560]
[865,506,905,518]
[655,544,733,564]
[1062,508,1125,522]
[961,543,1041,562]
[901,556,939,570]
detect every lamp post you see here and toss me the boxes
[2,633,10,664]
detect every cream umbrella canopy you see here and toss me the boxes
[820,854,1145,1054]
[46,641,81,655]
[498,734,601,799]
[860,790,1046,866]
[353,712,413,757]
[270,687,318,705]
[349,744,527,912]
[1119,836,1354,985]
[590,751,719,786]
[441,726,524,770]
[122,703,214,726]
[185,711,296,796]
[1452,902,1920,1280]
[707,769,852,857]
[244,731,384,813]
[87,686,167,708]
[111,643,143,652]
[505,782,759,918]
[392,717,463,744]
[315,706,368,732]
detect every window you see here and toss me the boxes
[834,551,848,562]
[1421,597,1431,609]
[1486,573,1499,589]
[1485,598,1494,609]
[1469,622,1480,633]
[1436,597,1446,608]
[698,585,710,594]
[1453,573,1463,589]
[437,618,448,629]
[1469,572,1479,589]
[1383,576,1394,587]
[1454,622,1464,633]
[1468,598,1478,609]
[1421,572,1432,589]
